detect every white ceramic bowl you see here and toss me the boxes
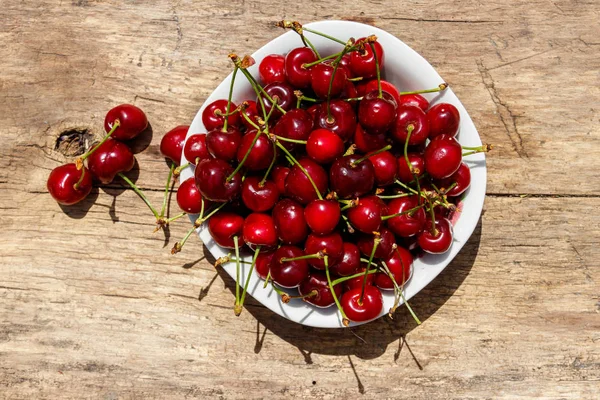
[180,20,486,328]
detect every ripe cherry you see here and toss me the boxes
[397,152,425,183]
[437,162,471,197]
[306,128,344,164]
[202,99,240,131]
[260,81,295,119]
[270,245,310,288]
[374,247,413,290]
[311,60,348,99]
[299,272,342,308]
[242,213,278,250]
[368,150,398,186]
[47,163,93,205]
[284,47,317,89]
[363,80,401,106]
[241,176,279,212]
[160,125,188,165]
[357,227,396,259]
[330,242,361,277]
[385,196,426,238]
[272,199,309,245]
[87,138,135,184]
[206,127,242,161]
[343,265,375,292]
[424,134,462,179]
[104,104,148,141]
[390,105,430,146]
[255,250,275,280]
[183,133,211,164]
[284,157,328,205]
[177,177,211,214]
[315,100,357,142]
[399,94,429,112]
[194,158,241,202]
[304,199,341,235]
[272,108,313,151]
[329,155,375,199]
[428,103,460,138]
[353,124,388,153]
[304,232,344,270]
[340,285,383,323]
[272,165,290,194]
[207,212,245,248]
[418,217,453,254]
[358,90,398,134]
[347,195,385,234]
[349,39,384,79]
[259,54,286,85]
[240,100,260,131]
[236,131,274,171]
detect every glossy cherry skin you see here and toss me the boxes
[205,127,242,162]
[368,150,398,187]
[315,100,357,142]
[194,158,241,202]
[358,90,398,134]
[390,105,430,146]
[272,165,290,194]
[363,80,401,106]
[299,272,342,308]
[343,265,375,292]
[311,60,348,99]
[424,134,462,179]
[353,124,388,153]
[418,217,454,254]
[183,133,211,164]
[357,227,396,259]
[270,245,310,288]
[341,286,384,323]
[160,125,188,165]
[260,81,295,119]
[177,177,211,214]
[259,54,286,85]
[202,99,240,131]
[374,247,413,290]
[241,176,279,212]
[87,139,135,184]
[347,195,385,234]
[304,232,344,270]
[349,39,384,79]
[272,108,313,151]
[340,80,358,108]
[428,103,460,138]
[240,100,260,131]
[284,47,317,89]
[272,199,308,245]
[47,163,93,205]
[329,155,375,199]
[385,196,426,238]
[306,128,344,164]
[236,131,274,171]
[284,157,328,205]
[255,250,275,280]
[207,212,245,249]
[399,94,429,112]
[242,213,277,250]
[397,152,425,183]
[104,104,148,141]
[304,199,341,235]
[437,162,471,197]
[330,242,361,277]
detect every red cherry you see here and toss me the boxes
[340,80,359,108]
[427,103,460,138]
[236,131,274,171]
[183,133,211,164]
[259,81,295,119]
[272,199,309,245]
[304,199,341,235]
[206,127,242,161]
[397,153,425,183]
[104,104,148,141]
[202,99,240,131]
[177,177,211,214]
[338,53,354,77]
[330,242,361,277]
[341,286,383,323]
[306,104,320,123]
[424,134,462,179]
[399,94,429,112]
[207,212,245,249]
[374,247,413,290]
[240,100,260,131]
[272,165,290,194]
[363,80,401,105]
[270,245,310,288]
[315,100,357,142]
[272,108,314,151]
[390,105,430,146]
[358,90,398,134]
[353,124,388,153]
[241,176,279,212]
[194,158,241,202]
[329,155,375,199]
[418,218,454,254]
[304,232,344,270]
[284,157,328,205]
[349,39,384,79]
[311,60,348,99]
[385,196,426,238]
[242,213,278,250]
[255,250,275,280]
[343,265,375,292]
[437,162,471,197]
[87,138,135,184]
[347,195,385,234]
[284,47,317,89]
[259,54,286,85]
[368,150,398,187]
[47,163,93,205]
[160,125,188,165]
[299,272,342,308]
[306,128,344,164]
[357,227,396,259]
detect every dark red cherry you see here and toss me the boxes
[104,104,148,141]
[424,134,462,179]
[255,250,275,280]
[304,232,344,270]
[353,124,388,153]
[397,153,425,183]
[306,128,344,164]
[299,272,342,308]
[272,108,313,151]
[270,245,310,288]
[160,125,188,165]
[390,105,430,146]
[437,162,471,197]
[284,47,317,89]
[240,100,260,131]
[236,131,274,171]
[207,212,245,249]
[307,104,320,123]
[202,99,240,131]
[368,150,398,186]
[87,138,135,184]
[242,213,278,250]
[47,163,93,205]
[357,227,396,259]
[311,60,348,99]
[347,196,384,234]
[330,242,361,277]
[329,155,375,199]
[241,176,279,212]
[338,53,354,77]
[385,196,426,238]
[183,133,211,164]
[418,217,453,254]
[206,127,242,161]
[259,54,286,85]
[177,177,211,214]
[340,80,358,107]
[349,38,384,79]
[399,94,429,112]
[358,90,398,134]
[315,100,357,142]
[374,247,413,290]
[194,158,241,202]
[284,157,328,205]
[272,199,308,245]
[304,199,341,235]
[428,103,460,138]
[363,80,401,106]
[260,81,295,119]
[272,165,290,194]
[343,265,375,292]
[341,286,383,323]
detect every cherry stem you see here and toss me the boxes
[238,68,269,122]
[259,141,278,187]
[351,144,392,166]
[342,96,364,102]
[165,212,187,224]
[462,144,493,157]
[240,67,286,116]
[302,27,346,45]
[302,51,342,68]
[263,270,271,288]
[340,214,355,234]
[196,202,227,225]
[272,135,307,145]
[403,124,423,206]
[271,281,286,297]
[380,260,421,324]
[222,66,239,132]
[340,202,357,212]
[324,255,349,326]
[233,236,241,311]
[226,129,263,182]
[369,42,383,99]
[117,172,159,219]
[240,107,262,131]
[160,163,175,218]
[79,119,121,163]
[294,90,318,108]
[302,36,321,59]
[377,192,412,199]
[427,198,439,236]
[326,40,355,122]
[331,269,378,286]
[280,252,322,263]
[282,290,318,303]
[173,162,190,176]
[381,204,425,221]
[359,234,380,305]
[73,167,87,191]
[275,141,323,200]
[236,245,261,316]
[399,83,448,96]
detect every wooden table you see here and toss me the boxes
[1,1,599,398]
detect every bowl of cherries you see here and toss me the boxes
[179,20,489,328]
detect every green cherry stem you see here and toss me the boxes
[351,144,392,167]
[222,66,239,132]
[403,124,423,205]
[117,172,159,219]
[302,51,343,68]
[377,192,413,200]
[381,204,425,221]
[239,67,286,116]
[236,245,261,316]
[226,128,263,182]
[369,42,383,99]
[272,135,307,145]
[233,236,241,313]
[164,212,187,224]
[173,162,190,176]
[259,141,278,187]
[359,233,381,305]
[274,141,323,200]
[324,255,350,327]
[331,269,378,287]
[280,252,323,263]
[399,83,448,96]
[74,120,122,189]
[263,270,271,289]
[160,163,175,218]
[302,27,346,45]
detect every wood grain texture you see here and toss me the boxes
[1,0,599,398]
